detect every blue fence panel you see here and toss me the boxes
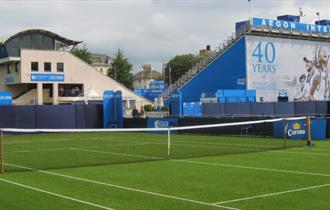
[14,106,35,128]
[250,102,274,116]
[294,101,316,115]
[316,101,328,115]
[274,102,295,116]
[225,102,251,116]
[36,105,76,128]
[75,104,86,128]
[0,106,14,128]
[86,104,103,128]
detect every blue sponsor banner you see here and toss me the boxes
[273,119,327,140]
[251,17,330,34]
[5,76,14,84]
[0,91,12,106]
[147,118,178,130]
[31,74,64,82]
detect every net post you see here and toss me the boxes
[0,129,3,174]
[167,128,171,159]
[306,116,312,147]
[283,119,287,148]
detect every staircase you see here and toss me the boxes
[162,28,250,102]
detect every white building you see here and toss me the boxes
[0,29,151,107]
[91,53,112,75]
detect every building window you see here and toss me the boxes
[44,62,51,72]
[15,63,19,73]
[59,84,83,97]
[31,62,38,71]
[7,63,11,74]
[57,62,64,72]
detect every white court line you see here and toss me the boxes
[0,178,114,210]
[269,150,330,156]
[5,163,239,210]
[213,183,330,205]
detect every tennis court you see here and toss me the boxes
[0,125,329,210]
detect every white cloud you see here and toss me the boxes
[0,0,329,72]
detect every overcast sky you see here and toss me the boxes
[0,0,329,73]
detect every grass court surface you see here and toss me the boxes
[0,132,329,210]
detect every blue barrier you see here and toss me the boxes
[35,105,76,128]
[273,119,327,140]
[14,106,35,128]
[183,102,202,117]
[216,89,256,104]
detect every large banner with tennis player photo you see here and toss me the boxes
[246,35,330,102]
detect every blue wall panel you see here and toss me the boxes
[274,102,295,116]
[36,105,76,128]
[178,37,246,102]
[225,102,251,116]
[85,104,103,128]
[14,106,35,128]
[316,102,328,114]
[294,101,316,115]
[0,106,14,128]
[75,104,86,128]
[250,102,274,116]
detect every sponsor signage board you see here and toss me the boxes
[246,35,330,102]
[31,74,64,82]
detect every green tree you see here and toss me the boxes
[164,54,201,85]
[107,49,134,90]
[71,45,93,65]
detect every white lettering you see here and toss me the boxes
[269,20,273,27]
[283,21,289,28]
[323,26,328,33]
[287,129,306,137]
[310,25,316,32]
[290,22,296,30]
[154,120,170,128]
[261,19,267,26]
[275,21,281,27]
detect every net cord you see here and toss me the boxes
[0,116,306,133]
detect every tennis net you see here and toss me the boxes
[0,117,309,172]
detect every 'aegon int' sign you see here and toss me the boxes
[251,17,330,34]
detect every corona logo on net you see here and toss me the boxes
[288,122,305,137]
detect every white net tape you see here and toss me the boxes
[1,116,307,133]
